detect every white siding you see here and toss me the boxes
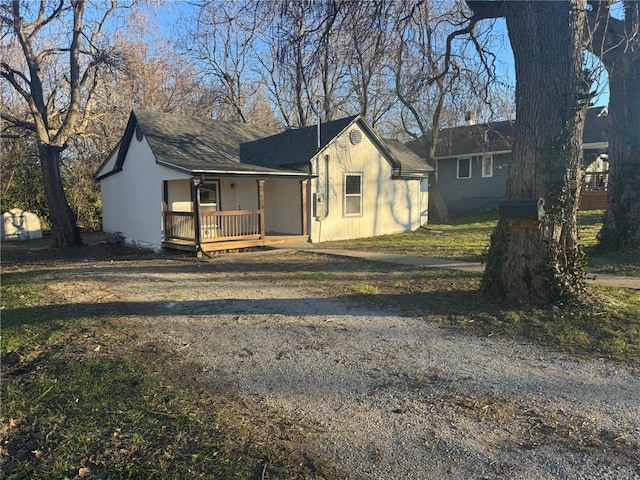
[218,177,302,234]
[168,179,192,211]
[309,125,424,243]
[99,136,190,249]
[265,179,303,234]
[219,178,257,211]
[420,179,429,226]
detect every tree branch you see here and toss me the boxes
[0,111,36,132]
[0,63,32,100]
[54,0,85,144]
[26,0,66,40]
[425,1,504,88]
[585,0,640,69]
[585,0,626,64]
[465,1,506,19]
[394,36,428,136]
[8,0,51,137]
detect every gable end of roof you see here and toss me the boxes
[95,111,139,181]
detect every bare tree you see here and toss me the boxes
[1,0,125,247]
[313,0,351,121]
[111,10,212,117]
[176,0,514,135]
[254,26,296,127]
[342,1,397,128]
[391,1,503,158]
[181,1,261,123]
[271,0,314,127]
[586,1,640,253]
[253,0,347,127]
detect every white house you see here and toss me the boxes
[95,110,433,253]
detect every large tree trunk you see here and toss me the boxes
[38,144,83,248]
[2,0,118,249]
[481,1,588,304]
[596,4,640,252]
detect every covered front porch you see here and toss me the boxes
[161,177,309,254]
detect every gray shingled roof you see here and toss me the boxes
[436,119,515,157]
[240,116,358,169]
[97,110,433,179]
[133,110,299,175]
[582,107,609,145]
[406,106,609,159]
[383,139,435,174]
[240,116,432,175]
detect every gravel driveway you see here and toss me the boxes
[80,250,637,480]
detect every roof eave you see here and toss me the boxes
[393,170,432,179]
[583,141,608,151]
[95,111,138,180]
[95,166,123,181]
[189,168,315,179]
[154,158,311,178]
[311,116,361,161]
[94,141,123,180]
[433,149,512,160]
[355,119,403,170]
[434,141,609,160]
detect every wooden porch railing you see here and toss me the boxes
[164,210,262,243]
[164,211,195,241]
[583,171,608,191]
[200,210,261,241]
[579,172,608,211]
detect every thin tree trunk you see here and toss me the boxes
[481,1,587,304]
[38,144,82,248]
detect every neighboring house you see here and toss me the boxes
[406,106,609,214]
[1,209,43,241]
[95,110,433,253]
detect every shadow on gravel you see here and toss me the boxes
[3,239,501,329]
[3,289,503,328]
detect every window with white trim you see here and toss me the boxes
[344,173,362,216]
[481,155,493,177]
[457,158,471,179]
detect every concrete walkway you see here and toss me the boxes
[273,244,640,290]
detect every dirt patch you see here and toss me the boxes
[3,242,640,479]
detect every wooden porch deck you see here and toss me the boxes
[162,234,308,254]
